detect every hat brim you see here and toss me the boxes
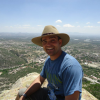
[31,33,70,47]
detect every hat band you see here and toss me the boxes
[42,33,55,36]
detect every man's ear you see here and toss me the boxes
[59,39,62,46]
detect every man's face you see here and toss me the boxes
[41,35,62,57]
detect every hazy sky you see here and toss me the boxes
[0,0,100,35]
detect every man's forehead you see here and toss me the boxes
[42,35,58,40]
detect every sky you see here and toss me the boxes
[0,0,100,35]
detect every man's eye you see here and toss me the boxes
[42,41,46,44]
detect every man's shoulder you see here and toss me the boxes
[60,53,81,71]
[62,51,75,59]
[46,56,50,60]
[63,53,76,62]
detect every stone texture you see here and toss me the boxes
[0,72,98,100]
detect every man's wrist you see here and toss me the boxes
[22,93,27,98]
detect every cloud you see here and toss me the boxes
[77,25,80,27]
[63,24,74,27]
[84,26,93,27]
[37,25,42,26]
[97,21,100,23]
[86,22,90,24]
[56,20,62,23]
[56,25,61,27]
[23,24,30,27]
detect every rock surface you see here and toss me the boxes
[0,72,98,100]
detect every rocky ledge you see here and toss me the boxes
[0,72,98,100]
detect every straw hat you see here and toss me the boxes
[31,25,70,47]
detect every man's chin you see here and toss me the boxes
[47,53,54,56]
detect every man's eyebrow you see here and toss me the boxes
[41,38,47,41]
[42,39,46,41]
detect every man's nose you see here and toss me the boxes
[46,41,51,46]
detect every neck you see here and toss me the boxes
[50,50,62,60]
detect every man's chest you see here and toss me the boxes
[45,60,63,88]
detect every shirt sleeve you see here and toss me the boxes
[62,62,83,96]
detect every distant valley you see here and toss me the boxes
[0,34,100,99]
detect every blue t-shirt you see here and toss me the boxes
[40,51,83,100]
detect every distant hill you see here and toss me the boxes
[0,48,26,69]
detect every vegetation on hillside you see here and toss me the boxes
[0,64,42,93]
[82,78,100,100]
[82,65,100,79]
[0,48,27,69]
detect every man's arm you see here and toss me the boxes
[65,91,79,100]
[19,75,45,100]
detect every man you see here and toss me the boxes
[16,25,83,100]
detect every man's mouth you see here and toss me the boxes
[45,48,55,55]
[46,48,54,51]
[47,48,53,50]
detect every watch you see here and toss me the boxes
[22,93,27,98]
